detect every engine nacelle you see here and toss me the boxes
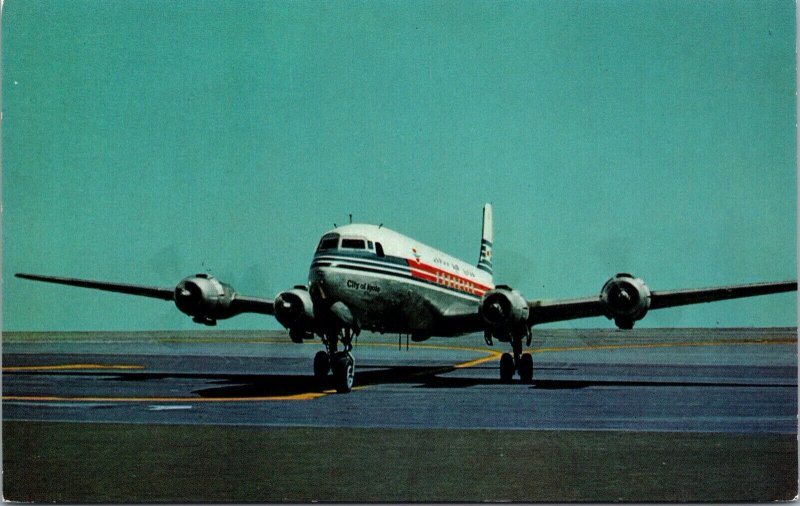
[174,274,237,326]
[274,286,316,341]
[600,273,651,329]
[479,286,530,336]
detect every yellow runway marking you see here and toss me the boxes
[454,350,504,368]
[3,393,329,402]
[2,364,144,372]
[349,341,503,368]
[3,337,793,404]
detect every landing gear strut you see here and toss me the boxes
[319,327,356,393]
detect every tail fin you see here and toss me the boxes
[477,203,493,277]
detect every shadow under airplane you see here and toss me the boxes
[8,363,792,399]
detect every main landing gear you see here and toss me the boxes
[499,333,534,383]
[314,327,356,393]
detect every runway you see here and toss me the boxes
[4,327,797,502]
[4,327,796,432]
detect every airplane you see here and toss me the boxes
[15,204,797,393]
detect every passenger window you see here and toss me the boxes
[341,238,366,249]
[375,242,385,257]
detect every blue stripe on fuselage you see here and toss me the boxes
[310,250,481,300]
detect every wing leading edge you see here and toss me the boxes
[527,280,797,326]
[16,273,175,300]
[14,273,275,318]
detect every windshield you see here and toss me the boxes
[341,238,366,249]
[316,235,339,251]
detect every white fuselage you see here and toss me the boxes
[307,224,494,336]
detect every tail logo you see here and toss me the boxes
[478,240,493,275]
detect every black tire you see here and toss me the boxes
[332,352,355,393]
[519,353,533,383]
[500,353,514,382]
[313,351,330,379]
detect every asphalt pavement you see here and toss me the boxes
[4,327,796,432]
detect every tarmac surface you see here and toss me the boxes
[4,327,797,432]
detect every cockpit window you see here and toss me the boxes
[317,236,339,251]
[341,238,366,249]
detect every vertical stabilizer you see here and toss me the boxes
[477,203,493,277]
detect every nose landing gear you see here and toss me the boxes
[316,327,357,393]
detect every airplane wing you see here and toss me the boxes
[16,272,796,331]
[527,280,797,326]
[14,273,275,320]
[16,273,175,300]
[526,295,603,325]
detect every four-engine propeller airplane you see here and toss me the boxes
[16,204,797,393]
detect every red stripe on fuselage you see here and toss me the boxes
[405,259,491,296]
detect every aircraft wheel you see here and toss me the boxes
[332,352,355,393]
[313,351,330,379]
[499,353,514,382]
[519,353,533,383]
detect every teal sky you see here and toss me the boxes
[3,0,796,331]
